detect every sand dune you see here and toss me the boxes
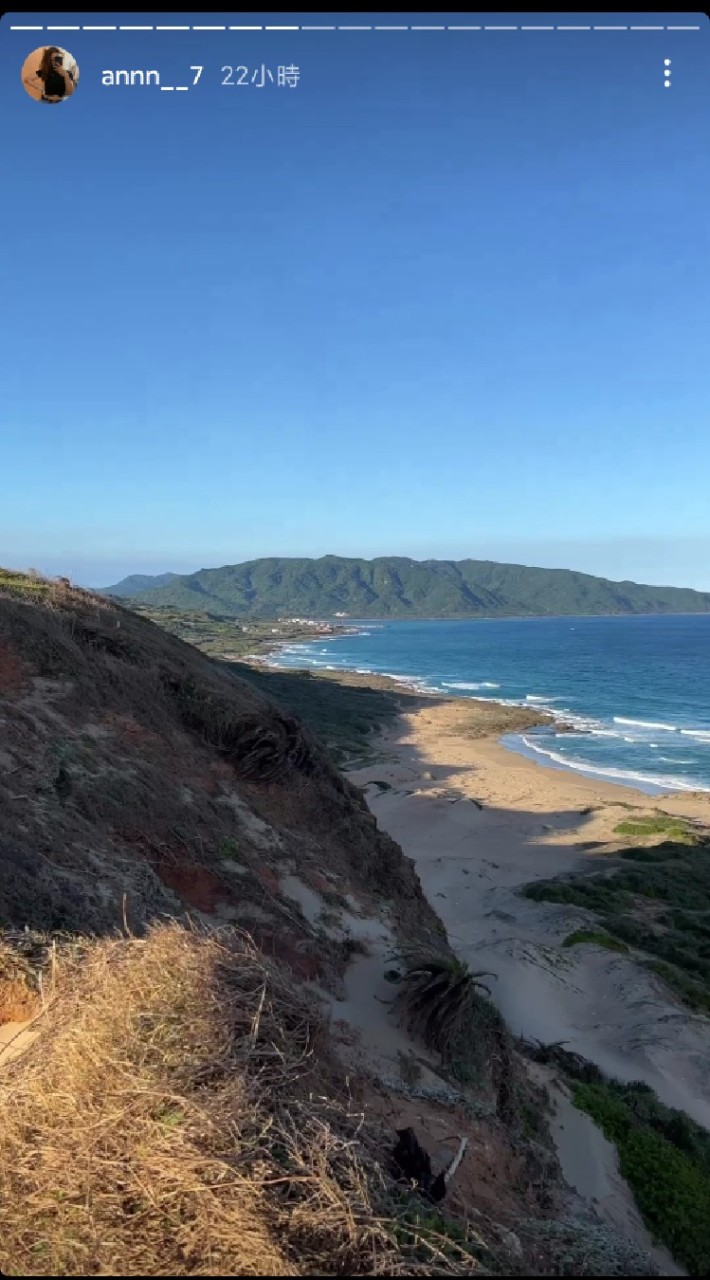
[350,704,710,1126]
[348,698,710,1274]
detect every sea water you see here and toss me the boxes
[268,614,710,795]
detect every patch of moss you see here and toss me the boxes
[614,815,697,844]
[562,929,629,954]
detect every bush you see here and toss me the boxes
[573,1082,710,1275]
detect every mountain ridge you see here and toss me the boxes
[102,555,710,620]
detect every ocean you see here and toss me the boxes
[266,614,710,795]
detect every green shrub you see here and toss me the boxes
[573,1081,710,1274]
[614,815,697,844]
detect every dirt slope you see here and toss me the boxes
[0,573,440,959]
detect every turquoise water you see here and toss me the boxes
[267,615,710,795]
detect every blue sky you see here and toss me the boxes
[2,12,709,588]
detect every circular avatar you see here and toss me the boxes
[21,46,80,103]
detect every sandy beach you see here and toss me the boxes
[347,695,710,1133]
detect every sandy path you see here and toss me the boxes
[348,702,710,1131]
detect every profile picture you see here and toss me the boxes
[21,45,80,103]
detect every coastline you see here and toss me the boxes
[243,643,710,1109]
[251,618,710,799]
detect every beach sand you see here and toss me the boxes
[348,696,710,1131]
[342,694,710,1274]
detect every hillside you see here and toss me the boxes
[0,569,660,1276]
[106,570,179,594]
[105,555,710,620]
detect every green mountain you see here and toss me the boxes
[102,572,179,597]
[103,556,710,620]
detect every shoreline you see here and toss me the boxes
[249,637,710,802]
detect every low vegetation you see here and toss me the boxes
[0,568,54,597]
[525,1041,710,1275]
[573,1082,710,1275]
[614,814,699,844]
[237,667,405,767]
[523,837,710,1013]
[0,924,485,1277]
[562,929,629,953]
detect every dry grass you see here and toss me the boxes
[0,923,489,1277]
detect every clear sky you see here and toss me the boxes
[2,12,709,588]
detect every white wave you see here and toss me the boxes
[442,680,501,691]
[680,729,710,742]
[518,736,710,793]
[590,729,622,738]
[613,717,677,732]
[658,757,694,765]
[355,668,372,674]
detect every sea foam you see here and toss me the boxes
[613,717,677,732]
[442,680,500,690]
[519,736,710,793]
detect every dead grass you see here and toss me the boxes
[0,922,489,1277]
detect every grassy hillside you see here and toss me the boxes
[105,571,179,595]
[105,555,710,620]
